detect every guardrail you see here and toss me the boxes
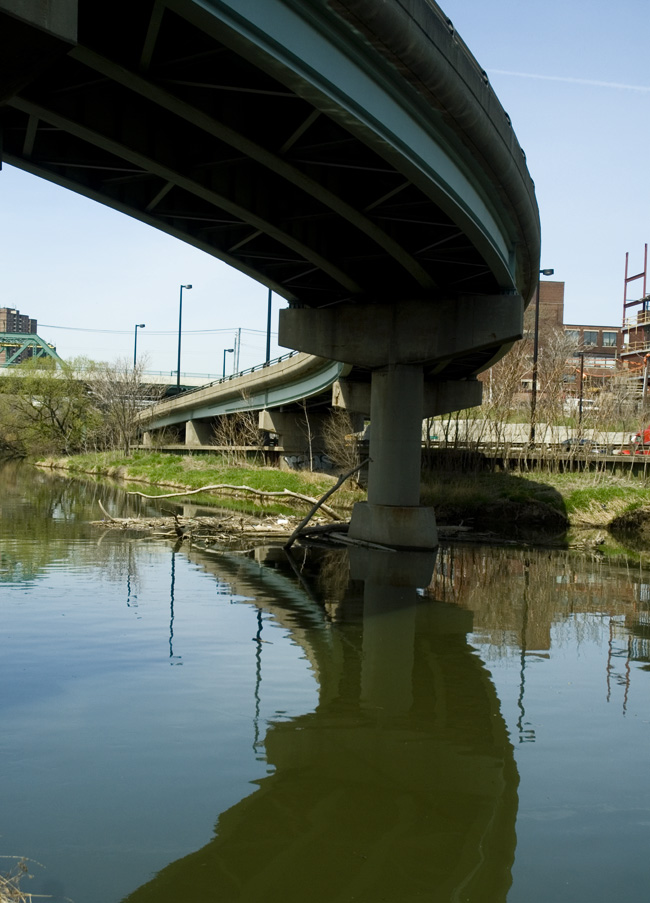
[165,351,301,398]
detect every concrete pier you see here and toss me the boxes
[279,295,523,549]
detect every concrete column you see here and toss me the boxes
[367,364,423,507]
[142,431,153,448]
[349,364,437,549]
[185,419,213,447]
[259,408,330,469]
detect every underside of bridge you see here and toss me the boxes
[0,0,540,549]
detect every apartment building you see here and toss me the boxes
[0,307,38,364]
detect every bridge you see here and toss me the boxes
[0,360,220,391]
[121,543,518,902]
[0,332,62,366]
[0,0,540,549]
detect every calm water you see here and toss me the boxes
[1,461,649,902]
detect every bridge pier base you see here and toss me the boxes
[185,419,213,447]
[348,364,437,550]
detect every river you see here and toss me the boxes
[1,460,649,902]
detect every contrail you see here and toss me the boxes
[488,69,650,93]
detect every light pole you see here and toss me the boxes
[223,347,234,378]
[529,268,555,445]
[176,284,192,389]
[133,323,145,369]
[577,351,585,427]
[266,289,272,364]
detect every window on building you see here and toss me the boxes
[583,330,598,346]
[602,331,617,347]
[565,329,579,343]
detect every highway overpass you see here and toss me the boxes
[0,0,540,548]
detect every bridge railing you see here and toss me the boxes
[159,351,301,398]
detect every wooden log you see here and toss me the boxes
[127,483,341,520]
[284,458,369,549]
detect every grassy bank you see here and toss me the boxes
[422,468,650,531]
[38,450,365,516]
[37,451,650,535]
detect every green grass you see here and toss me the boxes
[40,451,650,532]
[421,468,650,527]
[41,450,365,515]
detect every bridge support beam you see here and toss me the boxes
[279,294,522,550]
[259,408,328,469]
[185,419,213,447]
[348,364,437,550]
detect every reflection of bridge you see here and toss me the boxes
[121,543,519,903]
[0,0,540,548]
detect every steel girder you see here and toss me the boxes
[0,0,540,316]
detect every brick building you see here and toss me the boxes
[523,279,565,334]
[521,282,622,394]
[0,307,38,365]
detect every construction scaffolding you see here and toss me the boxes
[622,244,650,360]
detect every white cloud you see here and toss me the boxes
[488,69,650,93]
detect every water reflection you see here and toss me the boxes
[0,459,159,586]
[122,547,519,903]
[429,544,650,713]
[6,460,650,902]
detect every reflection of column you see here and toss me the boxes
[361,583,416,713]
[349,365,437,549]
[123,546,518,903]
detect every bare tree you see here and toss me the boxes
[323,408,361,477]
[212,407,262,465]
[87,357,164,456]
[298,398,314,471]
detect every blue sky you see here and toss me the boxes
[1,0,648,373]
[444,0,650,321]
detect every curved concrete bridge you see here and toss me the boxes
[0,0,540,548]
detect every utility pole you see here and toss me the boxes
[266,289,272,363]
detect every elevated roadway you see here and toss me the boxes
[0,362,217,391]
[139,350,346,446]
[0,0,540,548]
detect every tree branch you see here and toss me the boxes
[127,483,344,520]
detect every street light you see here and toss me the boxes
[223,347,234,378]
[577,351,585,427]
[529,268,555,445]
[133,323,145,369]
[176,284,192,389]
[266,289,272,364]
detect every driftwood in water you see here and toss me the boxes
[127,483,341,520]
[284,458,369,549]
[98,499,126,523]
[93,505,302,546]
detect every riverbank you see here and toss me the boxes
[34,451,650,544]
[36,450,365,517]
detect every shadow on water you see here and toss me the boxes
[121,546,519,903]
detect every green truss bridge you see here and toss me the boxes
[0,332,62,367]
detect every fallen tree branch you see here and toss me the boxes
[127,483,341,520]
[284,458,369,549]
[98,499,124,523]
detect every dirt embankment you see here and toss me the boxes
[436,499,569,534]
[609,507,650,544]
